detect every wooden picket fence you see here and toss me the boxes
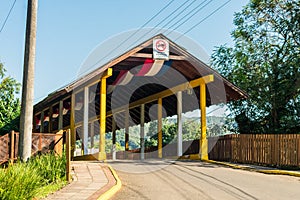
[0,131,63,165]
[208,134,300,167]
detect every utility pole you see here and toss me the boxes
[19,0,38,161]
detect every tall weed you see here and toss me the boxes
[28,152,66,184]
[0,152,66,200]
[0,162,42,200]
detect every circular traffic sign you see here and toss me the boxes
[155,40,167,52]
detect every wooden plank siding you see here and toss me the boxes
[0,132,63,165]
[208,134,300,168]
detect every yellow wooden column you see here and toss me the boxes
[198,75,214,160]
[200,83,208,160]
[158,98,163,158]
[98,68,112,160]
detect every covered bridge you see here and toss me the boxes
[33,34,247,160]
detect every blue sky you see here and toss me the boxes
[0,0,247,103]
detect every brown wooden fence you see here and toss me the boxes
[104,134,300,168]
[208,134,300,167]
[0,131,63,165]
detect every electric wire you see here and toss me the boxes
[174,0,231,41]
[83,0,176,74]
[81,0,232,78]
[0,0,17,33]
[135,0,196,43]
[164,0,213,36]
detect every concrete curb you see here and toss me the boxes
[205,160,300,177]
[97,165,122,200]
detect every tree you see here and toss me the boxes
[211,0,300,134]
[0,63,21,135]
[145,119,177,148]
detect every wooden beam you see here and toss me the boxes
[107,74,214,116]
[103,68,113,79]
[58,100,63,130]
[40,111,44,133]
[132,53,186,60]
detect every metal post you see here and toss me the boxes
[140,104,145,160]
[83,87,89,155]
[125,109,129,152]
[112,118,116,160]
[70,93,75,159]
[177,91,183,157]
[66,129,71,182]
[158,98,163,158]
[91,121,95,153]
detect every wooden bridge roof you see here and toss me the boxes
[34,34,247,130]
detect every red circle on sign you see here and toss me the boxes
[155,40,167,52]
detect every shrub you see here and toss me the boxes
[0,152,66,200]
[28,152,66,184]
[0,162,42,200]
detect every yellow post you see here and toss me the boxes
[98,68,112,160]
[158,98,163,158]
[200,83,208,160]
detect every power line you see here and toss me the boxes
[0,0,17,33]
[164,0,213,36]
[124,0,194,52]
[143,0,196,39]
[82,0,232,75]
[83,0,176,74]
[175,0,231,41]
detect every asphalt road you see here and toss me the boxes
[109,160,300,200]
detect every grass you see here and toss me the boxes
[0,152,67,200]
[0,162,43,199]
[35,180,67,199]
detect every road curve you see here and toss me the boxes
[109,160,300,200]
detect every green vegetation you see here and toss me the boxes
[0,152,66,200]
[88,116,226,152]
[0,63,21,135]
[211,0,300,133]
